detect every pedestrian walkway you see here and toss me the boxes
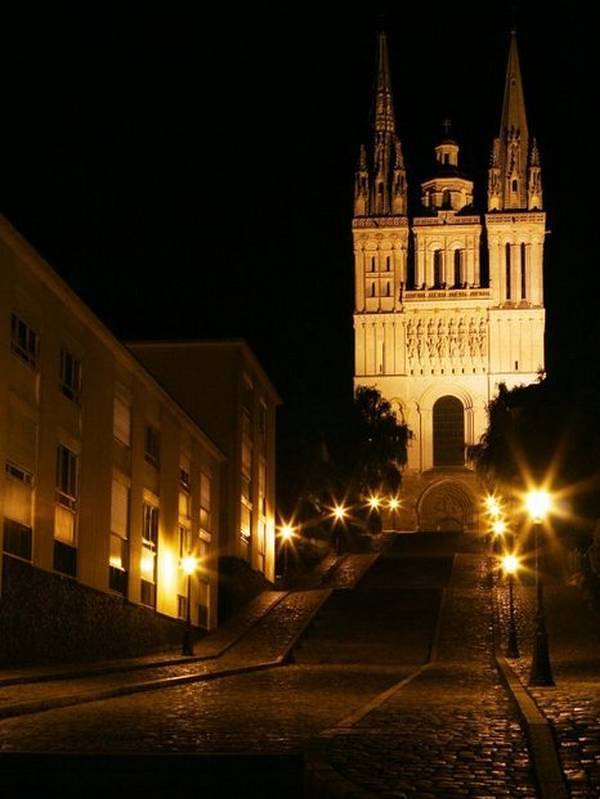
[316,554,538,798]
[0,589,285,686]
[497,579,600,798]
[0,590,325,719]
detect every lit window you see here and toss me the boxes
[141,501,158,607]
[60,349,82,403]
[200,471,212,537]
[3,462,34,561]
[113,397,131,446]
[240,501,252,541]
[109,479,129,594]
[56,445,78,512]
[144,425,160,468]
[11,313,39,368]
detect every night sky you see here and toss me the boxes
[0,3,595,496]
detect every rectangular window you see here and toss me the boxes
[241,377,253,414]
[178,524,190,559]
[199,470,212,536]
[144,426,160,468]
[4,461,34,560]
[141,501,158,607]
[3,519,32,561]
[240,501,252,541]
[60,349,82,402]
[53,539,77,577]
[56,445,78,509]
[241,417,253,502]
[179,466,191,493]
[11,313,39,367]
[259,402,267,446]
[113,397,131,446]
[109,479,129,592]
[55,446,77,546]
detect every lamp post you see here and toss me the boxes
[388,497,400,531]
[525,490,554,686]
[278,524,295,578]
[501,553,520,659]
[180,554,198,656]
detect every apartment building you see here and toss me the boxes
[129,341,280,601]
[0,217,225,661]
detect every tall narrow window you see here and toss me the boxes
[520,242,527,299]
[442,190,451,208]
[369,256,375,272]
[54,445,78,576]
[505,243,512,300]
[3,462,34,561]
[454,250,463,287]
[109,479,129,594]
[60,350,82,402]
[199,471,212,538]
[144,425,160,468]
[433,250,443,287]
[113,397,131,446]
[385,256,391,272]
[141,502,159,607]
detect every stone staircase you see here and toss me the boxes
[292,532,459,666]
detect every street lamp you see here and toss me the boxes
[501,553,520,659]
[331,503,348,555]
[278,523,296,578]
[525,489,554,686]
[180,554,198,656]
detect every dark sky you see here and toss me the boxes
[0,3,595,488]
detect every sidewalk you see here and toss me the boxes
[497,579,600,798]
[0,590,286,686]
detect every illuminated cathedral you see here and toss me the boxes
[353,31,545,531]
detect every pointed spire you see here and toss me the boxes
[488,30,535,211]
[499,30,529,142]
[374,30,396,135]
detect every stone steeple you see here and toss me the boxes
[354,30,407,217]
[488,31,541,211]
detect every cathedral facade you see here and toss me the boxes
[353,32,546,532]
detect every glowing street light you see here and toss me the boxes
[501,553,521,658]
[277,523,296,579]
[388,497,400,511]
[525,488,554,686]
[367,495,381,511]
[333,503,348,522]
[485,495,502,519]
[492,519,507,536]
[180,554,199,656]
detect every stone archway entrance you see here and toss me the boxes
[418,479,475,532]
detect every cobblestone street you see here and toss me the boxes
[1,535,599,798]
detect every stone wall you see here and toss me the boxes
[0,556,204,667]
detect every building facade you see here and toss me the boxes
[353,32,546,532]
[129,341,280,609]
[0,217,226,662]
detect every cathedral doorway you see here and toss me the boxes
[417,479,474,532]
[432,395,464,466]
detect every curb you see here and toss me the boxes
[0,660,287,721]
[491,587,569,799]
[0,591,289,688]
[496,656,569,799]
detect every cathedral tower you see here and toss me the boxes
[353,31,546,533]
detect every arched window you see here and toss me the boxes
[442,190,451,208]
[433,396,465,467]
[385,282,391,297]
[520,243,527,299]
[505,243,512,300]
[454,249,463,287]
[370,283,375,297]
[370,256,376,272]
[512,179,518,193]
[433,250,443,287]
[386,256,391,272]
